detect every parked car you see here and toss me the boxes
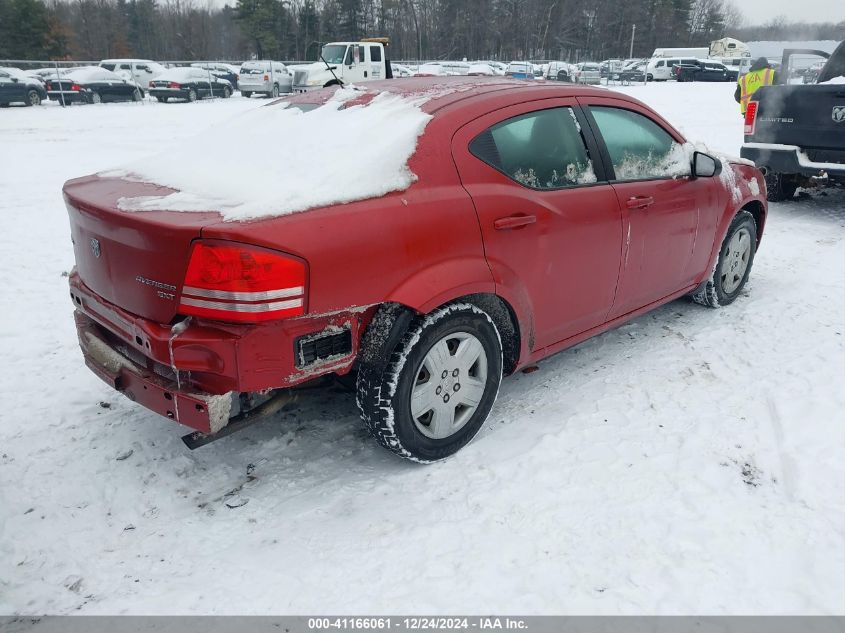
[99,59,166,89]
[674,60,731,82]
[505,61,534,79]
[467,63,496,76]
[475,61,507,75]
[741,43,845,201]
[574,62,601,84]
[64,77,767,462]
[46,67,144,104]
[413,63,449,77]
[149,67,233,103]
[645,57,697,81]
[600,59,622,78]
[619,61,647,83]
[391,63,412,77]
[190,62,240,88]
[0,67,47,106]
[238,61,292,97]
[545,61,575,82]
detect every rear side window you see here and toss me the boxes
[470,107,597,189]
[101,63,116,71]
[589,107,689,181]
[370,46,382,62]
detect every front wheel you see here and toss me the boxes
[356,303,503,462]
[764,171,798,202]
[692,210,757,308]
[646,73,653,82]
[222,86,231,98]
[242,91,251,98]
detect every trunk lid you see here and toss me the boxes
[64,175,222,324]
[750,85,845,153]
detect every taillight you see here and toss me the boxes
[169,82,181,89]
[178,241,307,323]
[71,83,82,91]
[744,101,758,136]
[263,74,269,81]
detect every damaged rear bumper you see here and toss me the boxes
[76,311,234,433]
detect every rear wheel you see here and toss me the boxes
[692,210,757,308]
[132,88,142,101]
[764,171,798,202]
[26,90,41,106]
[187,88,197,102]
[272,84,280,97]
[356,303,503,462]
[89,91,102,104]
[156,96,167,103]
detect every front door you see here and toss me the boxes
[0,71,25,103]
[452,99,624,351]
[581,99,715,318]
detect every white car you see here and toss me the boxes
[467,63,496,76]
[413,63,449,77]
[99,59,165,89]
[574,62,602,84]
[645,56,699,81]
[545,61,576,82]
[238,61,292,98]
[391,63,412,77]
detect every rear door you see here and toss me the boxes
[452,98,624,350]
[581,98,717,317]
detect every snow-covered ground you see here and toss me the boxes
[1,84,844,615]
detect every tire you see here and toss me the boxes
[356,303,503,462]
[242,91,251,98]
[26,90,41,106]
[222,86,231,98]
[692,210,757,308]
[272,84,279,97]
[156,96,167,103]
[89,92,101,104]
[764,171,798,202]
[187,88,197,102]
[646,73,653,82]
[132,88,142,101]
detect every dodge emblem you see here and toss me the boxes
[834,106,845,123]
[90,238,101,258]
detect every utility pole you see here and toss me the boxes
[629,24,636,59]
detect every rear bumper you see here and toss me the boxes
[75,310,231,433]
[69,271,364,430]
[149,88,188,99]
[741,143,845,178]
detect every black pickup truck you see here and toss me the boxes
[740,42,845,201]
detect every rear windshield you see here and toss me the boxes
[241,63,270,74]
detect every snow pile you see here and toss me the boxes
[820,76,845,84]
[111,87,432,221]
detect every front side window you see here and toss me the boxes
[321,45,347,65]
[470,107,597,190]
[589,106,689,181]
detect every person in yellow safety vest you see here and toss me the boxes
[734,57,780,115]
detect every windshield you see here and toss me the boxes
[321,45,348,65]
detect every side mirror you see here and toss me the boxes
[692,151,721,178]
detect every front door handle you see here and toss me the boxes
[626,196,655,210]
[494,214,537,230]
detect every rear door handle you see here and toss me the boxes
[493,214,537,230]
[626,196,654,209]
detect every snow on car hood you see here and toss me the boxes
[108,87,432,221]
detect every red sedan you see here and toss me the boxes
[64,78,767,462]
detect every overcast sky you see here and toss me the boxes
[735,0,845,25]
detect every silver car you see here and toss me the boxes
[574,62,602,84]
[238,61,292,98]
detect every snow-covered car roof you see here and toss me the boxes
[191,62,240,73]
[156,67,225,82]
[0,67,35,80]
[66,67,126,82]
[467,64,495,75]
